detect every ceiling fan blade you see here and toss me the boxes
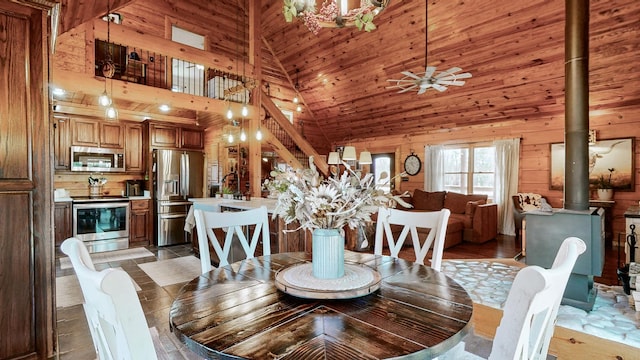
[438,72,473,81]
[438,80,466,86]
[424,66,436,78]
[435,67,462,78]
[398,85,418,93]
[417,86,429,95]
[401,71,422,80]
[432,83,448,92]
[387,79,419,83]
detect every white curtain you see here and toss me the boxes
[494,138,520,235]
[424,145,444,191]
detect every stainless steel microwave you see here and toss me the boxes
[71,146,125,172]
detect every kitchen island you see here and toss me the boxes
[187,197,310,262]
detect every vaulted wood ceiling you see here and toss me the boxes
[54,0,640,152]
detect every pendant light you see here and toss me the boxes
[293,68,300,104]
[240,0,249,119]
[226,101,233,120]
[101,0,117,120]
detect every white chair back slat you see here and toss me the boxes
[488,237,586,360]
[436,237,586,360]
[194,206,271,271]
[60,237,158,360]
[375,207,450,270]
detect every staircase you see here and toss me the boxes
[259,89,328,175]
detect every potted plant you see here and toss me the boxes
[221,186,234,199]
[595,168,615,201]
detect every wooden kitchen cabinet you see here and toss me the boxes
[125,122,144,172]
[100,122,125,148]
[147,121,204,150]
[149,123,180,148]
[71,118,124,148]
[54,202,72,247]
[181,127,205,149]
[53,116,71,170]
[130,199,151,247]
[71,118,100,147]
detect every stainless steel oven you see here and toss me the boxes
[72,197,130,253]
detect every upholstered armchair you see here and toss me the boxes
[512,193,551,242]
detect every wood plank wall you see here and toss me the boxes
[349,112,640,239]
[55,173,144,197]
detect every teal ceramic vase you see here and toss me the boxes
[312,228,345,279]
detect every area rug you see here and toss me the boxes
[138,256,202,287]
[59,247,154,270]
[441,259,640,348]
[56,269,141,308]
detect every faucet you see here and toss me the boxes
[220,172,237,192]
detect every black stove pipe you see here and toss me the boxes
[564,0,590,211]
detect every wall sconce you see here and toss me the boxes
[588,129,597,145]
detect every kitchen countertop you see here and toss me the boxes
[55,195,151,203]
[127,195,152,200]
[189,197,277,213]
[185,197,279,233]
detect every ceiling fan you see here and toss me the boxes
[386,1,471,94]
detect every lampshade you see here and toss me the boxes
[359,151,372,165]
[342,146,357,161]
[327,152,341,164]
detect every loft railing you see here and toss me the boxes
[95,39,254,103]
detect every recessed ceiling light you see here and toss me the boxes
[52,88,65,96]
[159,104,170,112]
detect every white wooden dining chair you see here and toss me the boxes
[194,205,271,272]
[374,207,450,270]
[438,236,587,360]
[60,237,168,360]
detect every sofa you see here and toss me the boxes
[400,189,498,249]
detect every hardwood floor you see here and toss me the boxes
[54,234,622,359]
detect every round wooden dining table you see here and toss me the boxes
[169,251,474,359]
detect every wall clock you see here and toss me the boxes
[404,153,422,176]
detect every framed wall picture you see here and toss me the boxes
[550,137,634,191]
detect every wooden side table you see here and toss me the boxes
[590,200,615,247]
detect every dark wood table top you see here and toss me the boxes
[169,251,473,359]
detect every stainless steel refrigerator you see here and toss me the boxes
[153,149,204,246]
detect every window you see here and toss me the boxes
[371,153,394,194]
[443,144,495,199]
[171,26,205,96]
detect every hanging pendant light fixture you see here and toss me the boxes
[240,1,249,119]
[100,0,118,120]
[98,89,111,107]
[293,68,300,104]
[105,77,118,120]
[226,100,233,120]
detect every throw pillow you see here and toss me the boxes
[412,189,446,211]
[518,193,542,212]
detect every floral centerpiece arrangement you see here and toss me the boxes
[269,157,410,232]
[268,157,409,279]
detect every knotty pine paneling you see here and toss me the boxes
[349,114,639,239]
[54,173,143,197]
